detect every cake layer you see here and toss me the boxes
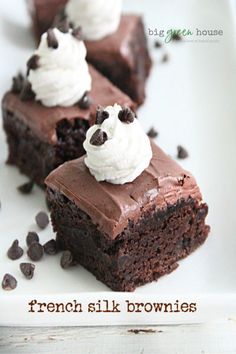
[45,143,202,239]
[47,188,209,291]
[2,65,135,144]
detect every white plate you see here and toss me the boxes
[0,0,236,326]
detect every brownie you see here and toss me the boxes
[2,66,135,187]
[27,0,152,105]
[45,143,210,291]
[85,15,152,106]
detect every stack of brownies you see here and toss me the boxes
[1,0,210,291]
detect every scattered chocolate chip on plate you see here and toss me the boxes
[20,263,35,279]
[35,211,49,229]
[2,273,17,290]
[7,239,23,260]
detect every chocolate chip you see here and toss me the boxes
[7,239,23,260]
[20,263,35,279]
[72,26,83,40]
[161,53,169,63]
[57,18,70,33]
[27,55,40,75]
[11,73,24,94]
[147,127,158,138]
[43,239,57,255]
[17,181,34,194]
[26,231,39,247]
[118,107,135,124]
[78,92,92,109]
[20,81,35,101]
[154,40,162,48]
[27,242,44,261]
[90,129,108,146]
[60,250,73,269]
[177,145,189,159]
[2,274,17,290]
[35,211,49,229]
[95,106,109,124]
[172,33,182,41]
[47,29,59,49]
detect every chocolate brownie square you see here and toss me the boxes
[45,143,210,291]
[2,66,135,187]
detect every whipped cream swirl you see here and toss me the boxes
[28,28,91,107]
[83,104,152,185]
[65,0,122,41]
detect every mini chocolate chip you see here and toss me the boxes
[172,33,182,41]
[27,242,44,261]
[47,29,59,49]
[17,181,34,194]
[72,26,83,40]
[90,129,108,146]
[44,239,57,255]
[20,263,35,279]
[26,231,39,247]
[35,211,49,229]
[118,106,135,124]
[27,55,40,75]
[2,274,17,290]
[162,53,169,63]
[78,92,92,109]
[11,73,24,94]
[60,250,73,269]
[95,106,109,125]
[7,239,23,260]
[147,127,158,138]
[177,145,189,159]
[154,40,162,48]
[20,81,35,101]
[57,18,70,33]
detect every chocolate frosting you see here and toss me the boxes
[2,65,135,144]
[86,15,140,69]
[45,142,202,239]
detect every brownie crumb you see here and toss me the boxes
[17,181,34,194]
[27,55,40,75]
[7,239,23,260]
[27,242,44,261]
[154,40,162,48]
[44,239,57,255]
[161,53,169,63]
[78,92,92,109]
[2,274,17,290]
[20,263,35,279]
[20,81,35,101]
[35,211,49,229]
[172,33,182,41]
[72,26,83,40]
[128,329,157,334]
[118,107,135,124]
[95,106,109,125]
[90,129,108,146]
[26,231,39,247]
[177,145,189,159]
[60,250,73,269]
[47,29,59,49]
[147,127,158,139]
[11,73,24,94]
